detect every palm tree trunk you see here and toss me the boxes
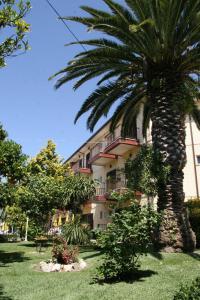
[150,77,196,252]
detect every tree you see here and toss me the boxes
[0,0,31,68]
[27,140,72,178]
[16,175,67,227]
[51,0,200,252]
[17,174,96,228]
[5,204,26,235]
[0,140,28,184]
[18,141,96,227]
[125,145,170,200]
[0,124,28,209]
[62,175,96,213]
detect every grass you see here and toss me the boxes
[0,242,200,300]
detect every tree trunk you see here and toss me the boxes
[150,75,196,252]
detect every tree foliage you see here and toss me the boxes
[0,140,27,183]
[16,175,66,225]
[16,140,96,226]
[17,174,96,224]
[95,202,160,282]
[5,204,26,232]
[187,199,200,248]
[27,140,72,178]
[51,0,200,134]
[173,277,200,300]
[125,145,170,197]
[0,124,28,209]
[0,183,16,209]
[0,0,31,68]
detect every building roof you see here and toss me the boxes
[65,118,112,163]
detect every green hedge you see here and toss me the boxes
[187,199,200,248]
[173,277,200,299]
[0,234,18,242]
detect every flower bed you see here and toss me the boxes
[39,259,87,272]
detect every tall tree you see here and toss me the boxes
[51,0,200,251]
[0,0,31,68]
[0,124,27,208]
[18,141,95,226]
[27,140,72,178]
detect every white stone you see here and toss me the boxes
[72,262,80,272]
[51,263,61,272]
[63,264,73,272]
[79,259,87,270]
[40,262,54,272]
[39,259,87,272]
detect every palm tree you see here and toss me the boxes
[51,0,200,252]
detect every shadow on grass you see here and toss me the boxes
[0,250,30,267]
[17,242,36,248]
[149,251,163,260]
[82,251,102,260]
[79,246,99,253]
[0,285,13,300]
[92,269,158,285]
[187,252,200,261]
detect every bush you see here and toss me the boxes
[94,202,160,282]
[187,199,200,248]
[62,216,90,245]
[174,277,200,300]
[90,228,102,240]
[27,221,44,241]
[0,234,8,242]
[52,236,78,265]
[0,234,18,243]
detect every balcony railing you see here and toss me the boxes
[90,127,137,162]
[105,126,121,147]
[72,161,91,173]
[95,179,127,197]
[90,142,105,159]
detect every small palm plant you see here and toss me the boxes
[62,216,90,245]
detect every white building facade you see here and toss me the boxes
[66,107,200,229]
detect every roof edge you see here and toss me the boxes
[65,118,112,163]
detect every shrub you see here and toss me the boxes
[27,221,44,241]
[94,202,160,282]
[173,277,200,300]
[0,234,18,243]
[62,216,90,245]
[187,199,200,248]
[90,228,102,240]
[52,236,78,265]
[0,234,8,242]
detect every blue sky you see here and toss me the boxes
[0,0,113,160]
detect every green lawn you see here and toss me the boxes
[0,242,200,300]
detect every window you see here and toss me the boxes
[100,211,103,219]
[79,159,83,168]
[197,155,200,165]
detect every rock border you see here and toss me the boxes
[39,259,87,272]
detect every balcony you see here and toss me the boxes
[94,177,127,202]
[71,161,92,175]
[89,127,139,166]
[93,175,142,203]
[89,142,117,166]
[104,126,139,155]
[95,185,107,201]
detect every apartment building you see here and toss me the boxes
[66,111,200,230]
